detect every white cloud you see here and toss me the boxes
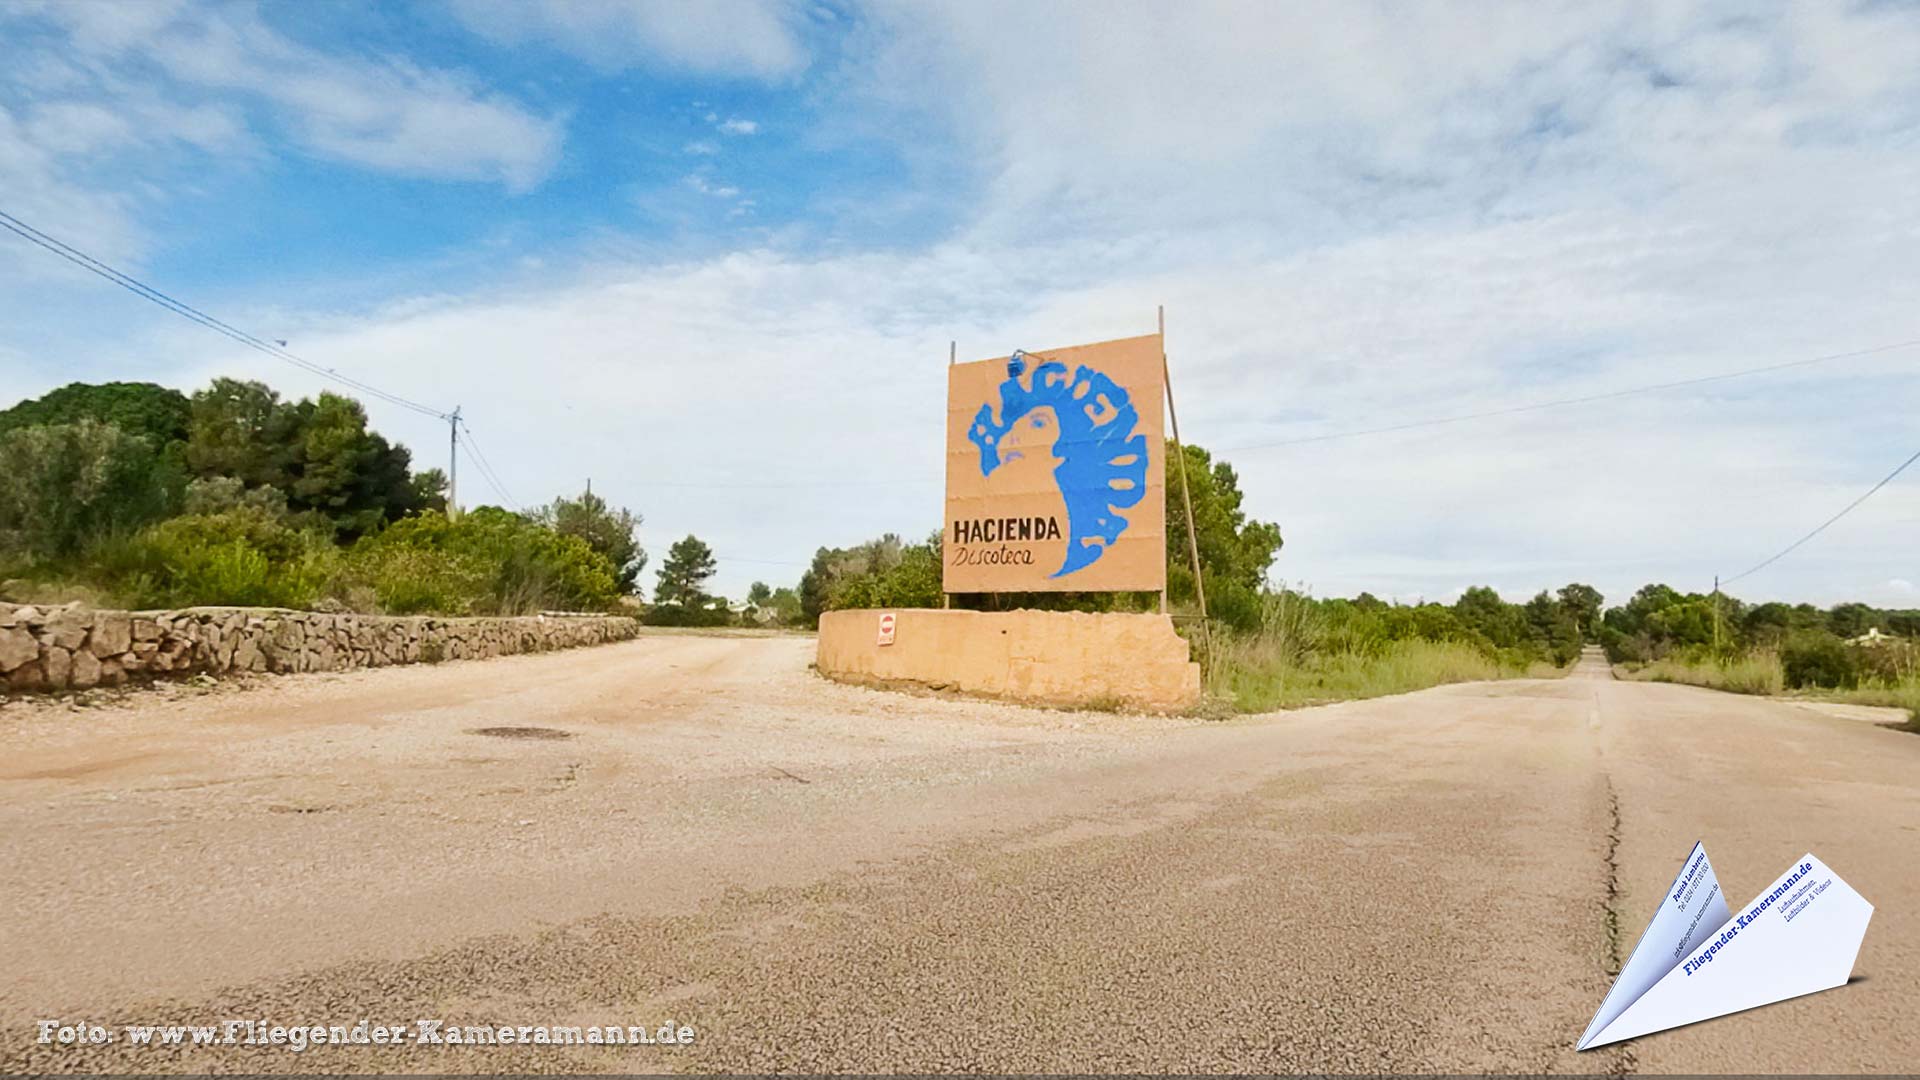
[683,140,720,155]
[0,104,146,281]
[717,117,759,135]
[29,1,563,191]
[448,0,808,79]
[0,37,253,281]
[854,0,1920,248]
[685,175,742,199]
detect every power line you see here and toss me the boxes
[1221,338,1920,453]
[1722,445,1920,586]
[0,208,451,421]
[457,441,515,511]
[457,419,522,511]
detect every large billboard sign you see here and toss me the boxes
[944,333,1167,593]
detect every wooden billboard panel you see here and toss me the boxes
[944,333,1167,593]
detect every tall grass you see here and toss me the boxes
[1208,636,1515,711]
[1621,647,1919,727]
[1827,680,1920,728]
[1203,590,1536,712]
[1624,649,1786,696]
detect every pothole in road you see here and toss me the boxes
[267,803,338,814]
[469,726,575,741]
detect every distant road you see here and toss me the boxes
[2,638,1915,1074]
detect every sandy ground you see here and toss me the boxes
[1,638,1915,1074]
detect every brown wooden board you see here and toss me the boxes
[944,333,1167,593]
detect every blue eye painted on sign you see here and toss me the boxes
[967,350,1150,577]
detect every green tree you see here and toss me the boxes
[1162,442,1283,630]
[767,586,803,625]
[655,535,718,607]
[288,392,427,538]
[1653,599,1714,649]
[800,532,946,619]
[799,546,839,623]
[1455,586,1528,650]
[185,378,301,490]
[539,489,646,594]
[0,381,191,446]
[1743,602,1791,639]
[1525,589,1582,664]
[292,392,376,527]
[0,420,183,557]
[800,534,906,621]
[1557,583,1603,640]
[185,381,427,538]
[410,468,449,515]
[1827,602,1878,640]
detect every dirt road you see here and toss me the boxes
[2,637,1915,1074]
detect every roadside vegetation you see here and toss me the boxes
[1605,585,1920,726]
[0,381,640,617]
[1200,588,1581,711]
[2,380,828,629]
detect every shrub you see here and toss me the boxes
[183,476,291,518]
[340,508,619,615]
[91,508,338,609]
[1206,577,1264,634]
[642,602,732,627]
[1854,639,1918,685]
[345,544,489,615]
[1782,631,1858,689]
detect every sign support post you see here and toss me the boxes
[944,340,956,610]
[1162,305,1210,652]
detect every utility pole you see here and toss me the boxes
[1712,574,1722,652]
[448,405,461,518]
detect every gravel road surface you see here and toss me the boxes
[2,637,1914,1074]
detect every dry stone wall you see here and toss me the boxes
[0,601,640,693]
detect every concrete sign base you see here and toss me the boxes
[815,608,1200,713]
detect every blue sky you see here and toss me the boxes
[2,0,1918,607]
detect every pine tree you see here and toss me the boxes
[655,535,717,607]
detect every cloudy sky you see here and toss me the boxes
[3,0,1917,607]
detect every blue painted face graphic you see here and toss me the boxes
[968,350,1150,577]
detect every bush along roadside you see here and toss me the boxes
[1197,587,1581,713]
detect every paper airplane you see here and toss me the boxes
[1578,843,1873,1049]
